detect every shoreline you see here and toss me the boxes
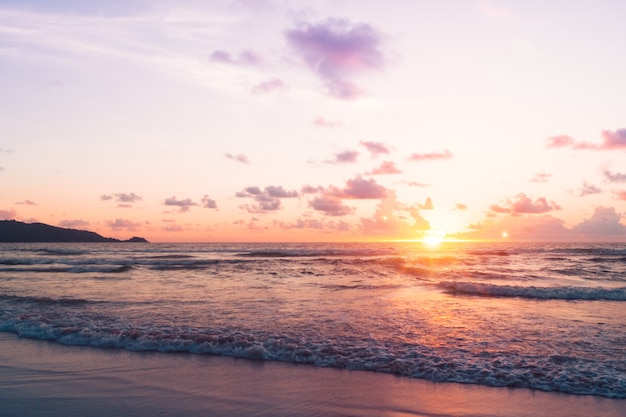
[1,332,623,417]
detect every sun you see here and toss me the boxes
[422,230,446,247]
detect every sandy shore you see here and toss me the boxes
[0,332,622,417]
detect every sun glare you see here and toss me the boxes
[422,230,446,247]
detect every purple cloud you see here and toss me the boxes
[210,49,263,66]
[236,185,299,213]
[327,150,359,164]
[572,206,626,235]
[603,169,626,183]
[335,176,387,199]
[309,195,353,216]
[202,195,218,209]
[164,196,198,213]
[578,181,602,197]
[286,18,385,99]
[107,218,142,231]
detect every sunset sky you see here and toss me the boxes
[1,0,625,242]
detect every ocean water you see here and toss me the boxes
[0,241,624,399]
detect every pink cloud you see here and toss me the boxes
[225,153,251,164]
[490,193,561,215]
[334,176,387,199]
[164,196,198,213]
[547,129,626,150]
[360,191,430,236]
[301,184,324,194]
[360,141,390,157]
[368,161,401,175]
[419,197,434,210]
[572,206,626,236]
[614,190,626,201]
[407,150,453,161]
[252,77,287,94]
[313,116,344,127]
[530,171,552,183]
[456,215,569,241]
[0,209,17,220]
[285,18,385,100]
[15,200,37,205]
[309,195,353,216]
[58,219,90,229]
[328,150,359,164]
[107,218,142,231]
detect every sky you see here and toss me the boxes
[1,0,625,242]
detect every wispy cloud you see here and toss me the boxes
[252,77,286,94]
[15,200,37,205]
[490,193,561,215]
[603,169,626,183]
[313,116,344,127]
[286,18,386,99]
[577,181,602,197]
[0,209,17,220]
[530,171,552,183]
[547,129,626,150]
[225,153,251,164]
[210,49,264,66]
[58,219,90,229]
[407,150,453,161]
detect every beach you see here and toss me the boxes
[1,333,623,417]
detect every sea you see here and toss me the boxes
[0,241,624,399]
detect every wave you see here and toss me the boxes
[439,281,626,301]
[0,322,623,399]
[0,265,134,274]
[0,294,92,306]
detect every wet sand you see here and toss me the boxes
[0,333,623,417]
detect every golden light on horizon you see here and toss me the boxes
[502,231,509,238]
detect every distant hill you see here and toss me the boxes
[0,220,148,243]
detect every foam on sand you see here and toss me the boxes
[0,333,623,417]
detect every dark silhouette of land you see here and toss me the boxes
[0,220,148,243]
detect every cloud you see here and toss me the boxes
[614,190,626,201]
[0,209,17,220]
[578,181,602,197]
[58,219,90,229]
[360,141,390,157]
[490,193,561,215]
[201,195,217,209]
[107,218,142,231]
[236,185,299,213]
[252,77,287,94]
[301,184,324,194]
[360,191,430,236]
[309,195,353,216]
[15,200,37,205]
[419,197,434,210]
[479,2,513,19]
[406,181,429,187]
[285,18,385,99]
[327,150,359,164]
[603,169,626,183]
[572,206,626,236]
[367,160,401,175]
[455,215,569,241]
[210,49,263,66]
[101,192,142,207]
[333,176,387,199]
[547,129,626,150]
[454,203,467,211]
[313,116,344,127]
[407,150,453,161]
[530,171,552,183]
[225,153,250,164]
[164,196,198,213]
